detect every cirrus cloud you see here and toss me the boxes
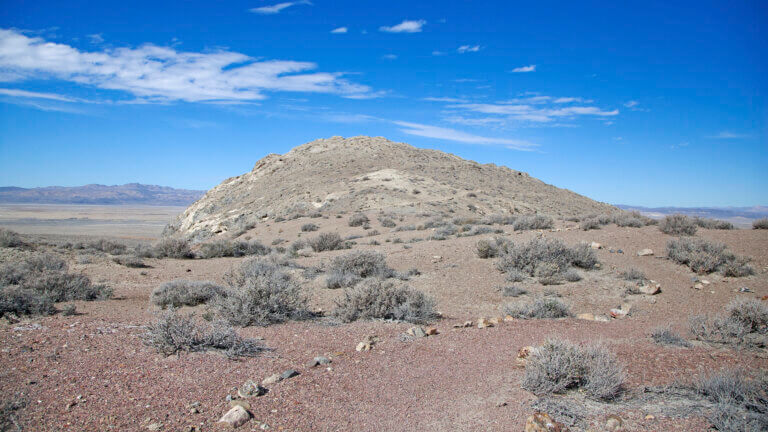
[0,28,373,103]
[393,120,537,150]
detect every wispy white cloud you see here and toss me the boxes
[382,54,397,60]
[457,45,481,53]
[624,100,639,108]
[422,96,468,103]
[87,34,104,44]
[393,121,537,150]
[434,94,618,125]
[330,27,348,34]
[250,1,311,14]
[709,131,750,139]
[431,50,445,56]
[379,20,426,33]
[0,88,79,102]
[0,28,373,102]
[511,65,536,73]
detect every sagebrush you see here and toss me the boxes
[333,278,437,324]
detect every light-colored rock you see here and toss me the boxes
[238,380,267,398]
[637,248,654,256]
[516,346,536,367]
[638,284,661,295]
[229,400,251,410]
[610,308,628,319]
[605,414,623,431]
[503,315,515,322]
[524,412,568,432]
[590,242,602,250]
[693,282,703,290]
[296,248,313,257]
[218,405,251,428]
[406,326,427,337]
[576,313,595,321]
[356,335,378,351]
[594,315,611,322]
[477,318,494,329]
[489,316,503,325]
[261,374,282,386]
[425,326,438,336]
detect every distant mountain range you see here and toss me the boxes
[0,183,205,206]
[616,204,768,228]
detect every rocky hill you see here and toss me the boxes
[169,136,616,240]
[0,183,204,206]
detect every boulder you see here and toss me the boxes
[218,405,251,428]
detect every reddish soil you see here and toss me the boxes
[1,218,767,431]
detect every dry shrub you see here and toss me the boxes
[690,298,767,348]
[521,339,625,401]
[152,237,194,259]
[694,217,734,230]
[579,218,601,231]
[308,232,349,252]
[650,326,691,347]
[496,238,597,283]
[301,223,319,232]
[0,286,56,318]
[476,237,512,259]
[667,238,753,276]
[325,250,396,289]
[504,296,572,319]
[332,278,437,324]
[198,239,271,258]
[142,309,267,358]
[612,211,656,227]
[378,216,397,228]
[0,229,23,248]
[112,255,148,268]
[151,280,226,309]
[659,214,698,236]
[87,238,128,255]
[212,258,309,327]
[348,213,370,227]
[513,215,554,231]
[753,218,768,229]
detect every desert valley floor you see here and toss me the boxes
[1,208,767,431]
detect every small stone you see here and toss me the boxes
[424,326,438,336]
[617,249,624,254]
[610,308,627,319]
[407,326,427,338]
[503,315,515,322]
[739,287,752,293]
[701,280,711,285]
[594,315,611,322]
[638,284,661,295]
[605,414,623,431]
[261,374,282,386]
[489,316,504,325]
[307,356,332,367]
[280,370,299,380]
[576,313,595,321]
[590,242,602,250]
[524,412,568,432]
[147,423,162,431]
[237,380,267,398]
[645,414,655,420]
[516,346,536,367]
[431,255,443,263]
[218,405,251,428]
[477,318,494,329]
[637,248,654,256]
[693,282,703,290]
[356,335,377,351]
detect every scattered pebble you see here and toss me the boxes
[218,405,251,428]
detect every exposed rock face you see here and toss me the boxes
[168,136,616,240]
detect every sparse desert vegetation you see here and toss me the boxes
[667,237,754,276]
[753,218,768,229]
[333,278,437,324]
[495,238,597,284]
[659,214,698,236]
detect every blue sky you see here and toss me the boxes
[0,0,765,207]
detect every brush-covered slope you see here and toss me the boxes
[169,136,615,240]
